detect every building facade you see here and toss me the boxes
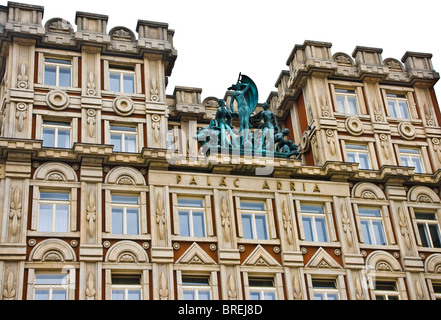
[0,1,441,300]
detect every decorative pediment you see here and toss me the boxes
[333,52,354,66]
[45,18,74,34]
[305,247,342,269]
[34,162,78,182]
[408,186,440,204]
[242,245,281,267]
[352,182,386,200]
[384,58,404,72]
[110,26,136,42]
[176,243,216,265]
[105,167,146,186]
[365,251,402,272]
[29,239,76,262]
[105,241,149,263]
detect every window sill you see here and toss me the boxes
[238,239,281,245]
[102,91,145,100]
[359,244,400,251]
[299,241,341,248]
[28,231,80,238]
[172,236,218,242]
[34,84,81,93]
[103,234,151,241]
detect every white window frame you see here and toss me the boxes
[109,67,136,94]
[177,197,207,238]
[109,124,138,153]
[33,272,69,300]
[111,275,143,300]
[372,280,401,300]
[37,191,71,233]
[181,276,212,300]
[42,120,72,149]
[414,211,441,248]
[102,58,142,95]
[239,200,269,241]
[311,279,340,300]
[110,194,141,236]
[36,51,80,89]
[398,147,425,174]
[345,144,372,170]
[299,203,329,243]
[43,58,73,88]
[248,277,277,300]
[357,207,387,246]
[386,93,411,119]
[335,88,359,115]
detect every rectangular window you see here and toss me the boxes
[301,204,328,243]
[34,273,68,300]
[358,208,387,245]
[241,201,268,240]
[433,283,441,300]
[38,192,70,233]
[387,93,410,119]
[182,276,211,300]
[111,275,142,300]
[374,281,400,300]
[415,212,441,248]
[109,68,135,94]
[249,278,276,300]
[346,144,371,170]
[399,148,425,174]
[110,125,137,153]
[111,195,140,235]
[335,88,359,114]
[177,198,206,238]
[42,121,71,148]
[44,58,72,87]
[312,279,339,300]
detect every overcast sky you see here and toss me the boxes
[10,0,441,101]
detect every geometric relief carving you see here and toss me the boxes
[242,245,281,267]
[46,90,70,111]
[281,200,294,245]
[398,122,416,140]
[305,247,342,269]
[376,261,393,271]
[379,134,391,160]
[152,114,161,144]
[29,239,77,262]
[87,109,96,137]
[105,241,148,263]
[176,242,216,265]
[113,96,134,116]
[345,117,364,136]
[340,202,353,248]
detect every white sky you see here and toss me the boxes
[9,0,441,101]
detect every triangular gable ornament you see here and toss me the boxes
[305,247,342,269]
[176,242,216,265]
[242,245,281,267]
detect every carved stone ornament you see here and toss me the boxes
[15,103,27,133]
[326,130,336,156]
[159,272,169,300]
[228,274,237,300]
[155,192,166,240]
[17,63,29,89]
[150,77,160,102]
[85,272,96,300]
[424,104,435,126]
[3,272,16,300]
[384,58,404,72]
[86,72,96,96]
[333,53,354,66]
[345,117,364,136]
[220,197,231,243]
[341,202,353,248]
[113,96,134,116]
[292,275,302,300]
[379,134,391,160]
[87,109,96,138]
[46,18,74,34]
[110,27,134,41]
[86,191,96,238]
[152,114,161,144]
[9,187,22,236]
[282,200,294,245]
[398,206,411,250]
[46,90,70,111]
[432,138,441,164]
[398,122,416,140]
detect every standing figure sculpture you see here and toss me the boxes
[250,102,280,150]
[215,99,238,148]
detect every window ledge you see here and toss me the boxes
[172,236,218,242]
[103,234,151,241]
[238,239,281,245]
[359,244,400,251]
[34,84,82,93]
[299,241,341,248]
[28,231,80,238]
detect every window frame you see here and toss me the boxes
[37,191,71,233]
[176,197,207,238]
[372,280,401,300]
[43,58,73,88]
[109,67,136,94]
[109,124,138,153]
[335,88,359,115]
[181,276,212,301]
[329,82,366,116]
[42,120,72,149]
[27,268,76,301]
[311,279,340,300]
[345,143,372,170]
[409,205,441,250]
[414,211,441,248]
[103,120,144,154]
[36,51,80,89]
[386,93,411,120]
[398,147,425,174]
[296,201,335,244]
[248,277,277,301]
[357,207,387,246]
[33,272,69,300]
[380,88,417,120]
[110,194,141,236]
[111,275,143,300]
[102,58,143,95]
[238,199,270,241]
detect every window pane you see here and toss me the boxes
[40,192,70,201]
[241,202,265,211]
[111,208,124,234]
[249,279,274,287]
[52,290,67,300]
[55,204,69,233]
[178,198,204,207]
[38,204,53,232]
[249,292,261,300]
[347,152,357,164]
[57,129,71,149]
[358,153,370,170]
[198,291,211,300]
[111,134,123,152]
[429,224,441,248]
[110,73,121,92]
[123,74,135,94]
[347,96,358,114]
[127,290,141,300]
[179,211,190,237]
[125,134,137,153]
[112,195,139,204]
[399,101,410,119]
[42,128,56,147]
[183,277,210,286]
[388,101,398,117]
[401,156,411,167]
[418,223,430,247]
[46,58,70,65]
[264,292,276,300]
[373,221,386,245]
[314,293,324,300]
[302,217,314,241]
[301,205,324,213]
[58,67,71,87]
[126,208,139,235]
[183,291,195,300]
[110,126,137,132]
[327,294,339,301]
[35,290,50,300]
[316,217,328,242]
[112,276,141,285]
[336,96,346,113]
[192,212,205,237]
[359,208,381,217]
[44,65,57,86]
[375,281,396,291]
[361,220,373,245]
[112,290,125,300]
[242,214,254,239]
[412,157,424,174]
[255,215,268,240]
[36,274,67,285]
[415,212,437,220]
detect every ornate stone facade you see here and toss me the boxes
[0,2,441,301]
